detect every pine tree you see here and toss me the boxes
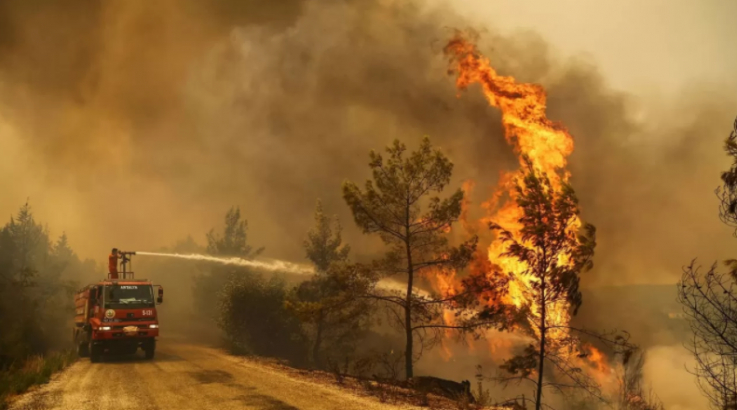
[196,207,263,321]
[493,157,596,410]
[303,200,350,272]
[343,137,476,379]
[286,201,369,368]
[206,207,263,258]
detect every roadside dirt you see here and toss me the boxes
[7,339,429,410]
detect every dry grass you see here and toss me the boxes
[238,354,515,409]
[0,350,76,409]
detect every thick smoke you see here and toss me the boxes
[1,0,732,407]
[0,0,733,329]
[1,0,732,288]
[0,0,309,256]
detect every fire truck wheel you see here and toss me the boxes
[77,341,89,358]
[144,340,155,360]
[90,344,102,363]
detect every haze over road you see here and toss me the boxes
[8,339,410,410]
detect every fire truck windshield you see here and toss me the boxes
[104,284,154,308]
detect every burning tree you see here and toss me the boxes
[677,116,737,410]
[443,32,635,409]
[491,158,600,409]
[616,348,664,410]
[342,137,477,379]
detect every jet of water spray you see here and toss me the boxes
[135,252,315,275]
[136,251,430,297]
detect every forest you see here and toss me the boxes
[0,203,97,406]
[1,1,736,409]
[6,121,737,409]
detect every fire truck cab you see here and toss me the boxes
[73,251,163,362]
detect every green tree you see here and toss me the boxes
[206,207,263,257]
[48,232,97,288]
[0,202,94,364]
[304,200,350,272]
[342,137,476,379]
[286,201,371,368]
[492,158,597,410]
[52,233,73,262]
[0,202,48,359]
[219,274,307,363]
[194,207,263,320]
[1,202,48,280]
[288,263,374,369]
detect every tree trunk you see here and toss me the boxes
[313,311,324,369]
[404,256,414,379]
[535,285,545,410]
[405,216,414,380]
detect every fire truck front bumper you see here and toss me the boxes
[92,324,159,340]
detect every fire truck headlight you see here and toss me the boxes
[100,326,112,331]
[149,324,159,329]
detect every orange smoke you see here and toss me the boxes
[582,345,616,387]
[585,345,611,375]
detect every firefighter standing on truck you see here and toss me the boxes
[108,248,119,279]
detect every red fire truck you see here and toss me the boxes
[73,251,163,362]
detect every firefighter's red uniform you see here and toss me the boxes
[108,253,118,279]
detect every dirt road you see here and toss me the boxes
[9,339,416,410]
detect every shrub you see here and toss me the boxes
[0,350,76,409]
[218,273,308,365]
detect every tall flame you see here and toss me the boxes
[444,32,579,339]
[430,33,626,402]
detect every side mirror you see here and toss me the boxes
[156,285,163,304]
[89,287,98,301]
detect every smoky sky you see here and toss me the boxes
[0,0,734,289]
